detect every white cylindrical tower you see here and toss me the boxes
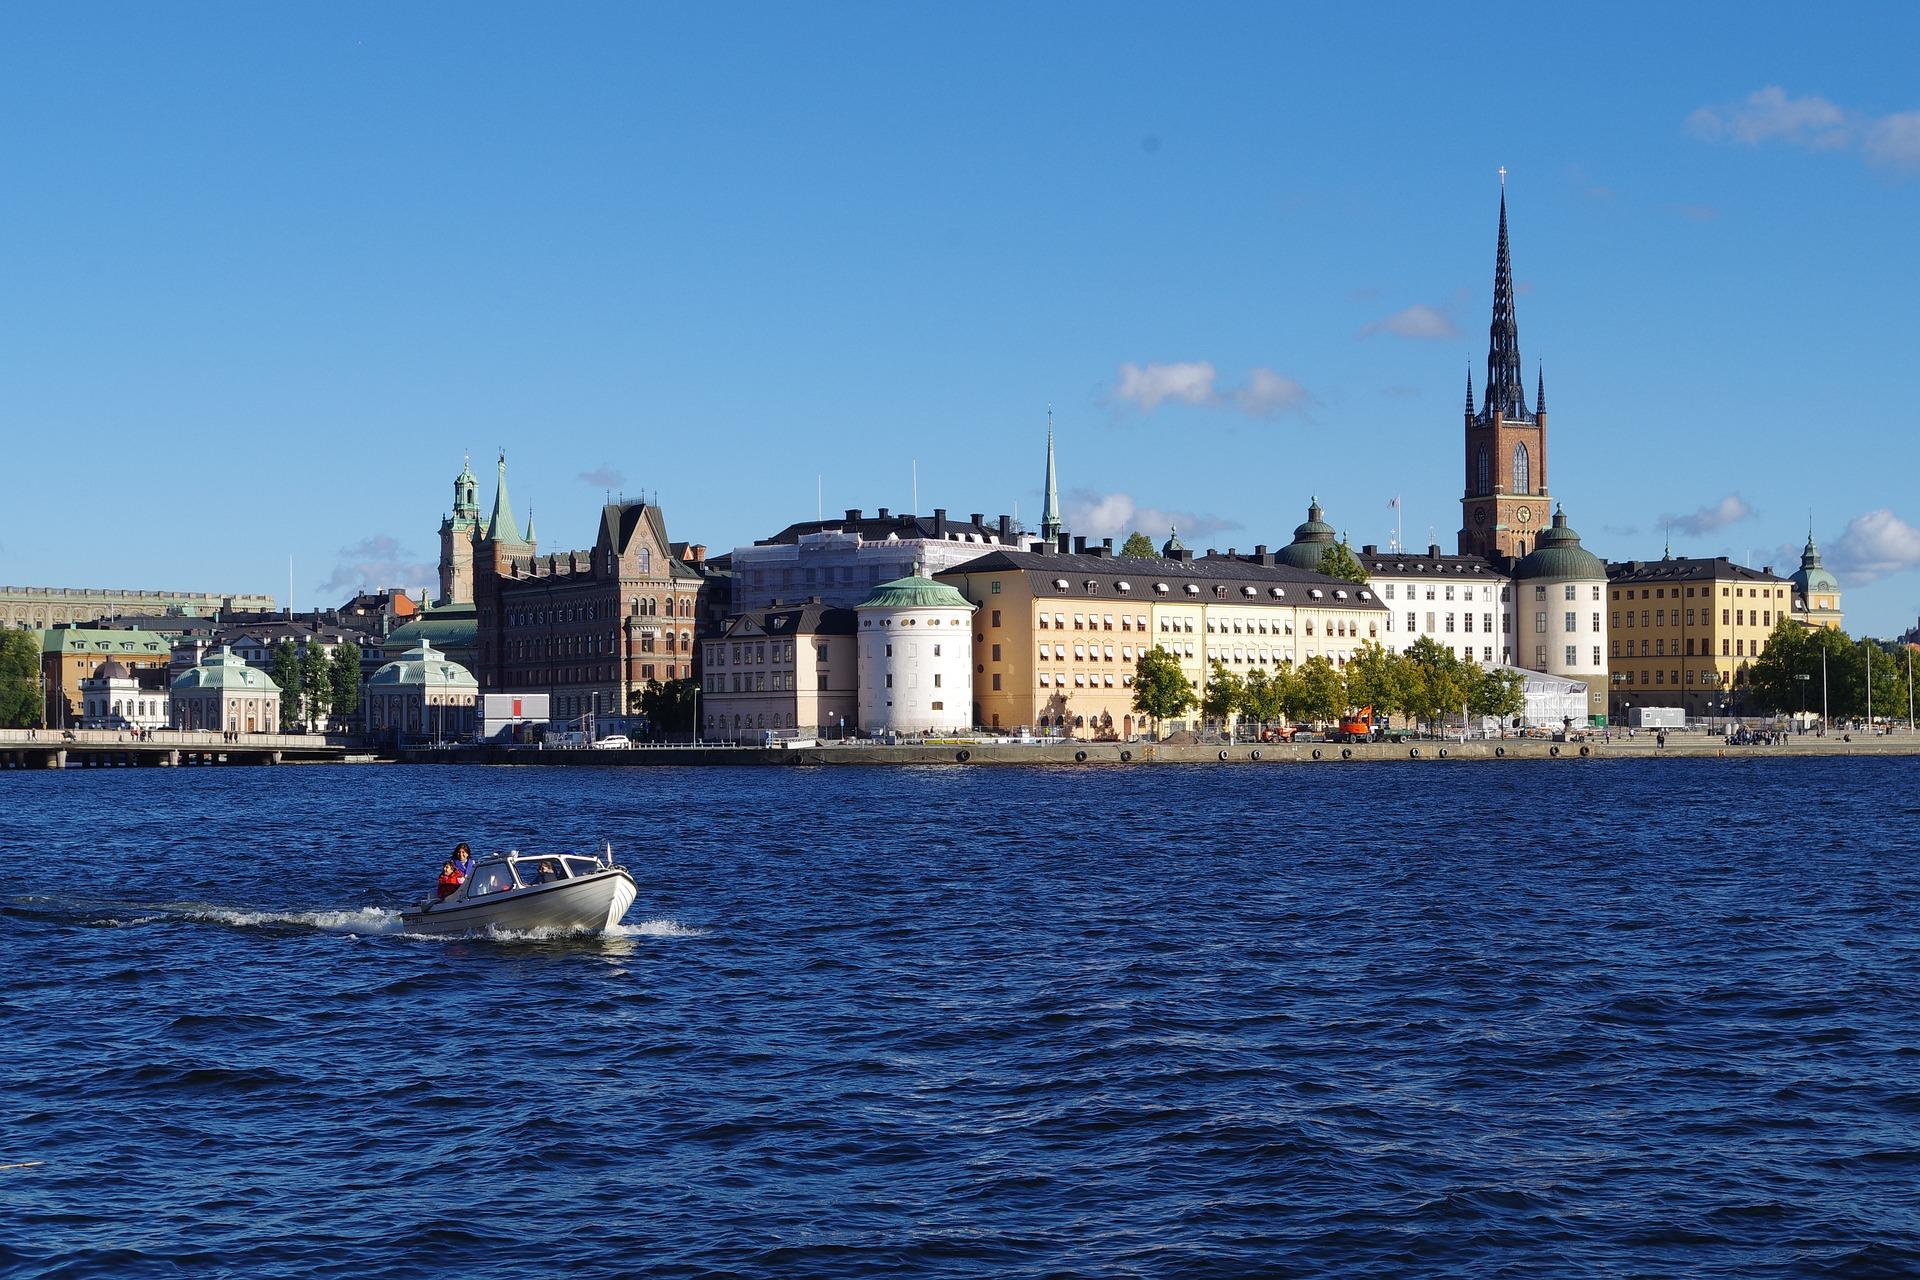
[856,576,976,734]
[1510,505,1609,723]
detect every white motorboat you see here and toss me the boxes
[400,847,638,937]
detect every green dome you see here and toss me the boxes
[1513,506,1606,580]
[368,639,478,689]
[1277,498,1338,570]
[172,646,277,692]
[1791,536,1840,596]
[856,576,974,611]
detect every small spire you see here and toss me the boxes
[1040,408,1063,543]
[1663,524,1673,560]
[1536,363,1546,415]
[525,505,536,544]
[1465,366,1475,416]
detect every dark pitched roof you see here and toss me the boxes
[939,549,1384,611]
[1606,557,1788,585]
[1356,545,1508,577]
[755,509,1011,547]
[720,601,856,640]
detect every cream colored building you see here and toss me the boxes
[938,547,1387,739]
[701,601,857,741]
[170,646,283,733]
[1789,530,1844,631]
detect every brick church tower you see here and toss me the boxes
[1459,177,1551,560]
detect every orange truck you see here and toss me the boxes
[1332,705,1380,743]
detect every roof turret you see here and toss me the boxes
[1161,525,1186,556]
[1277,497,1339,570]
[1513,504,1605,580]
[1790,527,1841,597]
[485,453,526,545]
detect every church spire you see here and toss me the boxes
[1536,364,1547,415]
[1040,407,1063,542]
[485,451,526,545]
[1483,174,1530,422]
[1465,366,1475,416]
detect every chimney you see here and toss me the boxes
[1429,544,1442,557]
[1057,533,1070,554]
[1361,544,1377,555]
[845,508,861,523]
[1073,535,1087,554]
[934,508,947,537]
[877,507,890,519]
[1763,565,1773,576]
[998,515,1012,545]
[1255,544,1268,556]
[1258,553,1275,567]
[1226,547,1237,557]
[970,513,985,528]
[1102,537,1113,553]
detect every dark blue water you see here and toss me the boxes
[4,759,1919,1278]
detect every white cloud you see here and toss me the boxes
[1687,86,1920,174]
[1234,367,1313,417]
[319,536,436,601]
[1113,361,1218,411]
[1826,509,1920,584]
[1664,493,1754,537]
[1362,304,1456,340]
[1864,111,1920,173]
[1065,489,1241,544]
[578,465,626,490]
[1687,86,1851,149]
[1110,361,1312,419]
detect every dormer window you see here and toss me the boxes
[1184,584,1200,595]
[1309,588,1324,599]
[1154,583,1170,594]
[1270,587,1285,598]
[1334,589,1348,600]
[1053,579,1070,592]
[1115,581,1131,592]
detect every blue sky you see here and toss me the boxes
[4,4,1918,634]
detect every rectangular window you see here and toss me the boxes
[1565,611,1577,631]
[1592,612,1601,632]
[1444,614,1455,633]
[991,673,1002,691]
[1593,646,1601,666]
[991,643,1002,661]
[1564,585,1576,601]
[991,610,1001,628]
[1407,612,1417,633]
[1565,645,1577,665]
[991,581,1001,594]
[1534,612,1547,633]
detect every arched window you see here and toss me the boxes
[1512,442,1531,495]
[1476,446,1490,495]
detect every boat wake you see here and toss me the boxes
[7,895,705,943]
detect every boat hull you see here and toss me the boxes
[400,868,638,937]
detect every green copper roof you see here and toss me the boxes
[1278,497,1338,570]
[485,453,526,545]
[384,607,477,659]
[171,645,277,692]
[1161,525,1187,555]
[856,575,975,611]
[368,639,479,689]
[1791,534,1840,595]
[42,627,171,656]
[1513,505,1606,581]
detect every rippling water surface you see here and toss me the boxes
[5,759,1920,1278]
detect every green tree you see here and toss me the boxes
[1131,646,1196,729]
[1470,666,1527,726]
[1120,531,1160,559]
[1316,542,1369,584]
[1200,660,1243,726]
[1751,622,1905,721]
[1403,636,1469,733]
[0,630,44,728]
[328,643,362,719]
[1295,655,1345,723]
[636,678,699,739]
[300,646,331,729]
[268,642,302,731]
[1239,667,1287,728]
[1342,641,1398,721]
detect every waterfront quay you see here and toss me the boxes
[397,732,1920,768]
[0,727,353,769]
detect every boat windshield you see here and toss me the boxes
[562,856,601,877]
[518,857,571,885]
[467,860,518,897]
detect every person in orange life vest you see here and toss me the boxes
[435,860,463,900]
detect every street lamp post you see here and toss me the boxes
[1820,644,1829,733]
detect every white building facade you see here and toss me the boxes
[856,576,976,735]
[1509,507,1609,723]
[78,659,171,730]
[1356,544,1513,665]
[731,509,1041,613]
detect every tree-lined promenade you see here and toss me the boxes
[1131,637,1528,736]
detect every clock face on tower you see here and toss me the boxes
[1517,505,1533,525]
[1473,506,1487,526]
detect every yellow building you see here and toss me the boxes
[938,546,1388,739]
[1605,556,1793,719]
